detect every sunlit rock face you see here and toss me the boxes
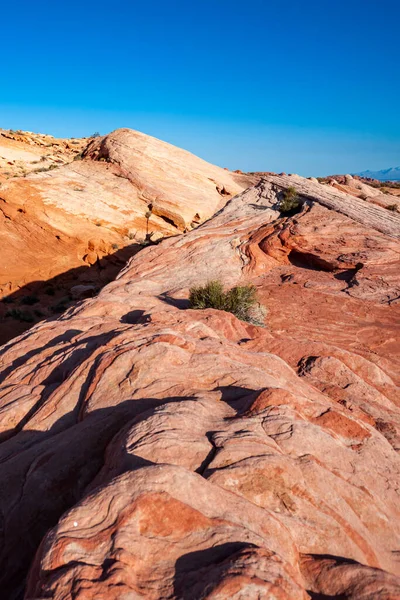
[0,128,252,344]
[0,174,399,599]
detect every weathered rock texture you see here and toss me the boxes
[0,128,252,343]
[0,175,399,599]
[0,129,87,181]
[321,173,400,211]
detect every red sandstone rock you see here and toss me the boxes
[0,174,399,599]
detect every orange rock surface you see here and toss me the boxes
[0,174,399,599]
[0,128,252,344]
[0,128,87,181]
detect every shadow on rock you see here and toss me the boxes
[174,542,256,600]
[0,242,144,346]
[0,393,194,599]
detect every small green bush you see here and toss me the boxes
[224,285,259,322]
[51,302,67,314]
[280,187,302,214]
[33,164,57,173]
[189,280,226,311]
[386,204,398,212]
[189,280,265,325]
[21,295,39,305]
[5,308,34,322]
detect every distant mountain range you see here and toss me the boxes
[355,167,400,181]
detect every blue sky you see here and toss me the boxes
[1,0,399,176]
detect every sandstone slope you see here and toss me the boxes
[0,129,87,181]
[321,173,400,211]
[0,128,252,343]
[0,174,399,599]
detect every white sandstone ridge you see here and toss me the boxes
[0,128,253,298]
[81,128,251,230]
[0,127,252,241]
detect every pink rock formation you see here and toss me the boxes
[0,129,253,344]
[0,175,399,599]
[322,173,400,212]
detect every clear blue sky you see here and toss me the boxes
[1,0,399,176]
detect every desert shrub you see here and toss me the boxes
[386,204,398,212]
[189,280,226,311]
[51,302,67,313]
[73,153,83,161]
[112,243,119,250]
[91,132,101,138]
[224,284,258,321]
[33,164,57,173]
[5,308,34,322]
[189,280,265,325]
[21,294,39,305]
[280,186,302,214]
